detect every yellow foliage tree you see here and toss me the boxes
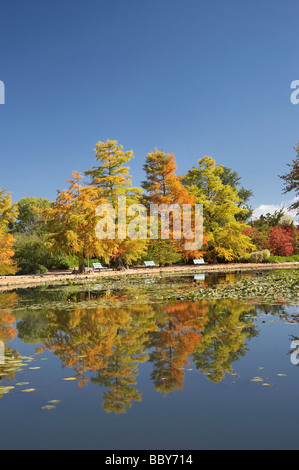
[183,156,255,262]
[42,172,110,273]
[0,188,18,275]
[85,140,148,268]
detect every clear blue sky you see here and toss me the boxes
[1,0,299,217]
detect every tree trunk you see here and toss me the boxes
[115,254,126,271]
[78,252,85,273]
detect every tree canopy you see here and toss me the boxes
[182,156,254,262]
[279,142,299,214]
[0,188,18,275]
[6,137,299,274]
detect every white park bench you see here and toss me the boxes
[193,259,207,265]
[92,262,108,271]
[144,261,159,268]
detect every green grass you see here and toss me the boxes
[267,255,299,263]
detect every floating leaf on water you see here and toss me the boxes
[251,377,263,382]
[41,405,56,410]
[0,386,15,394]
[29,367,40,370]
[262,383,273,386]
[16,382,30,386]
[277,374,287,376]
[21,388,36,392]
[63,377,77,381]
[48,400,61,404]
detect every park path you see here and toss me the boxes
[0,262,298,290]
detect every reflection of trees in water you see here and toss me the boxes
[0,292,22,393]
[89,300,158,413]
[259,303,299,324]
[149,301,209,394]
[0,292,19,342]
[25,291,158,413]
[192,300,257,382]
[150,299,258,392]
[10,285,296,413]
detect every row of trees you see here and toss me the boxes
[0,139,299,275]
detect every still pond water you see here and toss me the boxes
[1,270,299,450]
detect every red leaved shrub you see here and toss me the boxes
[266,225,294,256]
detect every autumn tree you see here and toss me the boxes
[144,239,182,266]
[0,188,18,275]
[85,140,148,268]
[266,225,294,257]
[42,172,108,273]
[242,226,269,251]
[12,197,81,274]
[142,149,205,263]
[182,156,254,263]
[0,229,18,275]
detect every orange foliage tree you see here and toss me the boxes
[0,188,18,275]
[142,149,206,264]
[41,172,109,273]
